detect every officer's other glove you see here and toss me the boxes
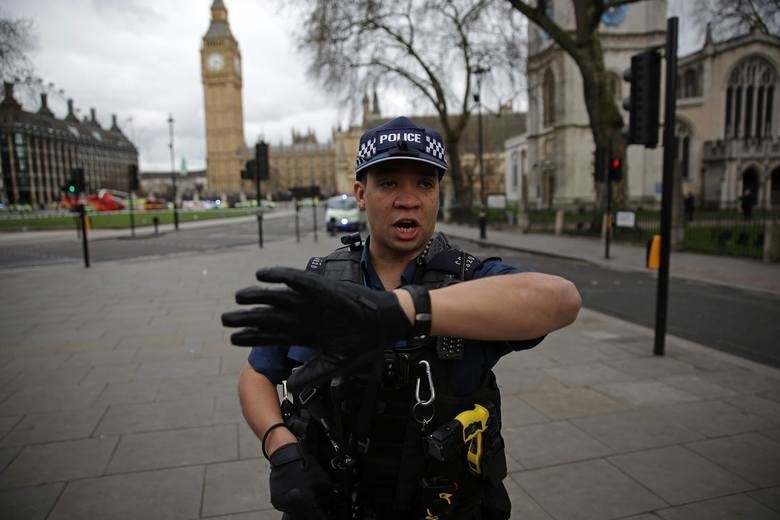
[269,442,333,518]
[221,266,412,352]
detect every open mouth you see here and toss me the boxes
[393,218,419,231]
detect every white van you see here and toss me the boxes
[325,194,366,233]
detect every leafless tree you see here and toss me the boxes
[295,0,526,208]
[693,0,779,38]
[0,13,35,85]
[506,0,650,209]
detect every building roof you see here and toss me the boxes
[679,26,780,66]
[0,82,136,153]
[204,20,232,39]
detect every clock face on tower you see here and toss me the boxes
[207,52,225,71]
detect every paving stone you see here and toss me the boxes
[62,348,137,367]
[0,416,21,437]
[107,424,238,473]
[763,429,780,443]
[657,494,779,520]
[655,399,777,437]
[496,369,566,395]
[499,394,548,428]
[503,475,553,519]
[512,459,665,520]
[95,397,214,435]
[668,350,745,373]
[535,341,606,365]
[571,409,703,452]
[603,357,698,379]
[155,374,237,402]
[497,349,556,369]
[92,379,160,407]
[699,370,780,395]
[749,486,780,514]
[0,482,63,520]
[521,388,626,420]
[1,408,105,446]
[503,421,611,469]
[213,394,244,424]
[722,394,780,422]
[238,422,262,460]
[543,362,636,387]
[4,366,92,391]
[0,446,19,472]
[686,433,780,487]
[79,363,140,386]
[0,435,117,488]
[0,383,104,415]
[609,445,753,505]
[135,357,220,380]
[48,465,204,520]
[594,381,700,407]
[202,458,271,517]
[656,373,738,399]
[761,388,780,404]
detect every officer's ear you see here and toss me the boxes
[354,179,366,210]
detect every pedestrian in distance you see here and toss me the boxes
[740,188,755,220]
[222,116,582,520]
[684,191,695,222]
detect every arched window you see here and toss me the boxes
[510,151,519,189]
[543,69,555,127]
[678,67,702,98]
[675,120,692,180]
[725,56,778,140]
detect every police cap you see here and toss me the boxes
[355,116,447,177]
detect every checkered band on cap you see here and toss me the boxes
[355,116,447,176]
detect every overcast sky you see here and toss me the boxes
[4,0,699,172]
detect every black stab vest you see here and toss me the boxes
[301,232,508,519]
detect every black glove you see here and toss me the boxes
[269,442,333,518]
[221,266,413,352]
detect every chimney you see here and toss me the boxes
[37,93,54,117]
[90,107,97,123]
[65,98,78,121]
[110,113,121,132]
[1,82,22,110]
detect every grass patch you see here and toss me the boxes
[0,208,259,231]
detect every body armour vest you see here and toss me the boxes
[290,232,510,520]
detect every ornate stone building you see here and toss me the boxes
[266,130,337,198]
[676,27,780,208]
[201,0,246,196]
[0,83,137,207]
[518,1,666,208]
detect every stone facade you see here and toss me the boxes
[0,83,137,207]
[676,27,780,208]
[521,1,666,208]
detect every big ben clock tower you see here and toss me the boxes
[201,0,245,195]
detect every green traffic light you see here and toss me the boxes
[68,185,76,193]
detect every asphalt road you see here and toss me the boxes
[2,214,778,368]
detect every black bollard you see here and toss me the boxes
[153,216,159,235]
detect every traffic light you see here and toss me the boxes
[242,159,257,180]
[63,168,85,195]
[255,141,269,181]
[128,164,140,191]
[623,49,661,148]
[609,156,623,182]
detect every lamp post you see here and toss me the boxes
[168,113,179,230]
[472,65,490,240]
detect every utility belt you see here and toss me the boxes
[282,348,510,520]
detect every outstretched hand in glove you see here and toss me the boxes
[221,266,413,353]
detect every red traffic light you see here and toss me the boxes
[611,158,621,169]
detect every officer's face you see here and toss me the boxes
[354,160,440,261]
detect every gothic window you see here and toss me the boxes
[674,120,692,180]
[542,69,555,127]
[678,66,702,98]
[725,55,778,140]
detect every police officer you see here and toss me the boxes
[223,116,581,519]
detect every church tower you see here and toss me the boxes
[201,0,245,195]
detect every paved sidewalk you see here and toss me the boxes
[437,222,780,296]
[0,232,779,519]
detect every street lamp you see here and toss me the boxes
[168,113,179,231]
[472,65,490,239]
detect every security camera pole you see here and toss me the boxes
[168,114,179,231]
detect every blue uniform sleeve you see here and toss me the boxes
[247,345,315,385]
